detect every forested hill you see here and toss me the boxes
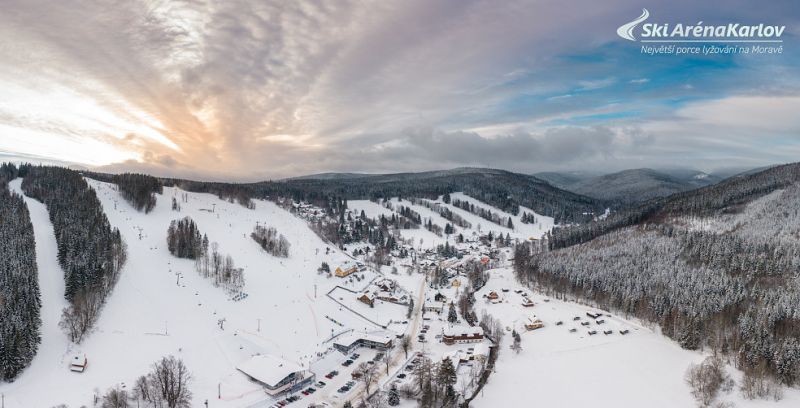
[567,168,719,205]
[266,168,603,224]
[548,162,800,249]
[516,161,800,386]
[89,167,605,224]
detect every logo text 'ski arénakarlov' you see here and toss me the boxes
[617,9,785,55]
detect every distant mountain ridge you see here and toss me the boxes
[536,168,722,205]
[268,167,604,223]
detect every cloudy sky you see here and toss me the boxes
[0,0,798,180]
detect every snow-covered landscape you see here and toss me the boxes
[1,1,798,406]
[3,167,800,408]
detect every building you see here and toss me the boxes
[525,318,544,331]
[335,261,359,277]
[357,292,376,307]
[237,354,314,396]
[423,301,444,314]
[443,326,484,345]
[451,278,461,288]
[521,298,534,307]
[70,354,87,373]
[486,291,499,301]
[375,278,396,292]
[333,331,394,354]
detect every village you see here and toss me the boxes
[4,181,726,408]
[221,195,634,408]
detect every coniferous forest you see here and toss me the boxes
[21,165,126,343]
[112,173,163,213]
[167,217,206,259]
[0,164,41,380]
[516,163,800,388]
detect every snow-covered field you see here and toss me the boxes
[470,268,800,408]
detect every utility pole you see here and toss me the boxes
[257,318,261,332]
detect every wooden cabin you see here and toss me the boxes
[525,318,544,331]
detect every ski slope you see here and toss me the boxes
[0,179,392,407]
[3,180,71,407]
[348,193,554,251]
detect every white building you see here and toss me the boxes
[333,331,394,354]
[237,354,314,396]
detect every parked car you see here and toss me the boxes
[397,373,407,379]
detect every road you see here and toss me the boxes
[329,271,428,407]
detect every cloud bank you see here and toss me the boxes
[0,0,798,180]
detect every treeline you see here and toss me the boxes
[161,168,602,223]
[89,167,606,224]
[166,217,244,294]
[113,173,162,213]
[407,197,472,229]
[394,204,423,226]
[547,200,661,250]
[451,198,514,229]
[251,225,290,258]
[162,179,255,209]
[0,164,41,380]
[21,165,126,343]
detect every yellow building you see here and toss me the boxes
[335,261,358,277]
[451,279,461,288]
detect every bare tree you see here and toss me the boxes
[401,335,411,359]
[355,361,379,395]
[381,352,393,375]
[685,356,731,407]
[101,386,129,408]
[149,356,192,408]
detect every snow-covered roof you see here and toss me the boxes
[339,260,358,270]
[236,354,304,387]
[333,331,393,348]
[444,325,484,337]
[473,342,490,356]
